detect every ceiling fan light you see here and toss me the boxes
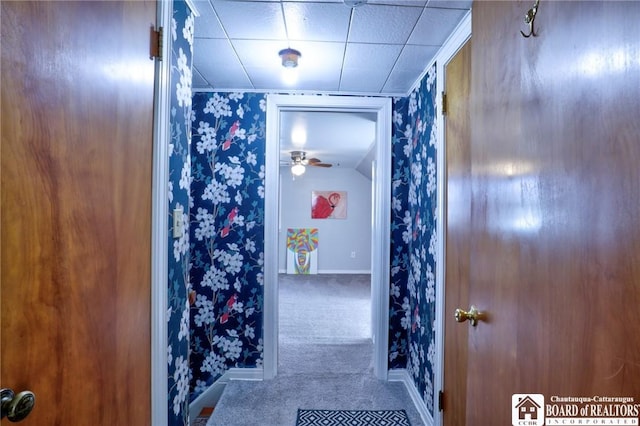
[291,163,306,176]
[279,48,301,68]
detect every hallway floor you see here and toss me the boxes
[206,274,424,426]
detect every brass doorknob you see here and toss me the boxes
[1,388,35,422]
[454,305,482,326]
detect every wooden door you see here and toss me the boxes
[465,1,640,424]
[1,1,155,424]
[443,39,471,426]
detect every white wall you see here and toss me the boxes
[278,166,372,273]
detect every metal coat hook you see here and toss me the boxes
[520,0,540,38]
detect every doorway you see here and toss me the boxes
[264,95,392,380]
[277,110,376,362]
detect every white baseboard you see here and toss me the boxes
[189,376,228,422]
[189,368,264,422]
[225,367,264,381]
[388,369,434,426]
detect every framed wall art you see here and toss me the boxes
[311,190,347,219]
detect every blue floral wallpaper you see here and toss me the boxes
[184,77,439,415]
[189,92,267,401]
[389,65,438,415]
[167,1,193,425]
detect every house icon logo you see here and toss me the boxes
[512,394,544,426]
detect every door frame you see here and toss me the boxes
[434,11,471,426]
[151,1,173,425]
[264,95,392,380]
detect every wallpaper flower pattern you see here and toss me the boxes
[167,2,193,425]
[183,81,438,416]
[189,92,267,401]
[389,65,438,415]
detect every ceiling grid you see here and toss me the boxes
[193,0,471,96]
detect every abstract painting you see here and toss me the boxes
[286,228,319,274]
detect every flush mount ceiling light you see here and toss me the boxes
[278,48,302,68]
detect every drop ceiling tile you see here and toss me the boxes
[212,1,286,40]
[294,79,340,92]
[232,39,288,70]
[199,67,253,91]
[243,66,290,91]
[244,65,342,93]
[341,43,403,92]
[408,7,469,45]
[286,0,347,3]
[192,67,210,89]
[293,68,343,92]
[286,41,345,92]
[343,42,401,70]
[194,38,240,67]
[340,72,385,93]
[394,44,439,73]
[383,44,439,93]
[382,69,422,93]
[193,38,252,89]
[283,2,352,42]
[193,1,226,39]
[349,4,423,44]
[188,0,209,15]
[368,0,428,5]
[426,0,472,9]
[286,40,346,71]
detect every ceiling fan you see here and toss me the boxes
[286,150,332,175]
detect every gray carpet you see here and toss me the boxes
[207,274,424,426]
[279,273,372,345]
